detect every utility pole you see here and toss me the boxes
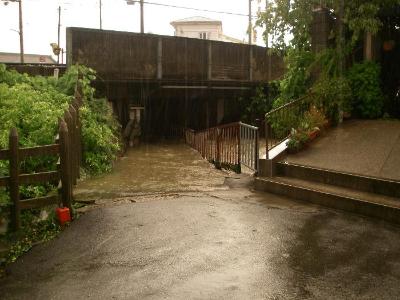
[57,6,61,64]
[99,0,102,30]
[125,0,143,33]
[248,0,252,45]
[265,0,268,48]
[18,0,24,63]
[140,0,144,33]
[2,0,24,63]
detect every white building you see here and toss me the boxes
[170,16,242,43]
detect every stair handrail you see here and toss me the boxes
[264,93,314,159]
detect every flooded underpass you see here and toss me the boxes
[2,143,400,299]
[75,142,230,203]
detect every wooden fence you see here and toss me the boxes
[0,85,83,230]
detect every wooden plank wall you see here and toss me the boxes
[67,27,284,82]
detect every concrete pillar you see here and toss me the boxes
[206,99,210,128]
[208,42,212,80]
[364,32,376,61]
[249,46,253,81]
[157,37,163,79]
[311,7,333,54]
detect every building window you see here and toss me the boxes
[199,32,208,39]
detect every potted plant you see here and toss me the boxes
[286,129,309,153]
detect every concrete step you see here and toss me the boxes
[255,176,400,224]
[276,162,400,198]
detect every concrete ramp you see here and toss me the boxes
[283,120,400,181]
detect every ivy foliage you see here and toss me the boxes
[274,49,314,107]
[0,64,121,202]
[258,0,400,51]
[239,83,279,125]
[257,0,399,120]
[347,61,384,118]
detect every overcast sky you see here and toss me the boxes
[0,0,267,59]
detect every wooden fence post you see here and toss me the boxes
[59,120,73,212]
[216,128,221,169]
[64,109,74,186]
[69,105,78,184]
[71,99,82,176]
[9,128,20,230]
[237,125,241,171]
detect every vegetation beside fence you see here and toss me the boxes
[0,64,121,268]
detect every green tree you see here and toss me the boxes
[257,0,399,118]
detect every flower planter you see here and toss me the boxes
[308,128,320,141]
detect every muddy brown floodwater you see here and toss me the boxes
[75,143,230,202]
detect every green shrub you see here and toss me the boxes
[299,106,327,132]
[312,76,352,125]
[347,61,384,118]
[274,49,314,108]
[0,64,121,203]
[286,130,309,152]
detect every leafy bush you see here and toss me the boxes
[286,129,309,152]
[240,85,271,125]
[312,76,352,125]
[268,108,301,139]
[80,99,120,174]
[347,61,384,118]
[0,64,121,202]
[59,65,121,174]
[299,106,327,132]
[274,49,314,108]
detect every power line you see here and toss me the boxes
[126,0,259,18]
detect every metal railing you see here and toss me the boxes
[265,94,313,159]
[185,122,259,173]
[240,123,259,172]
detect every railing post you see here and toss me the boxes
[237,124,241,172]
[255,127,259,175]
[216,128,221,169]
[9,128,20,231]
[265,120,270,160]
[59,120,73,213]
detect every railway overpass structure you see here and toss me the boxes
[66,27,284,137]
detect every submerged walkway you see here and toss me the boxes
[284,120,400,181]
[75,143,229,203]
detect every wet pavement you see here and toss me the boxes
[284,119,400,181]
[1,143,400,299]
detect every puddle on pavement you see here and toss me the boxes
[75,142,230,201]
